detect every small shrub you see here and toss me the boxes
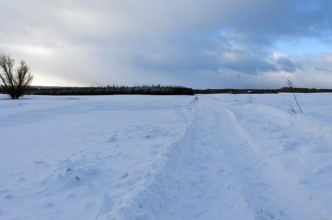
[287,79,303,113]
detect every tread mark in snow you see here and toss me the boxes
[164,97,328,220]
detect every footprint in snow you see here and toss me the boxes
[34,160,45,165]
[107,135,117,143]
[121,172,129,179]
[3,193,14,199]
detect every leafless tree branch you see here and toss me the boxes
[0,53,34,99]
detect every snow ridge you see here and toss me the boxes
[96,99,197,220]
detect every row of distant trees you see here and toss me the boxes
[28,85,194,96]
[0,53,33,99]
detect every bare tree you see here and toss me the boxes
[0,53,33,99]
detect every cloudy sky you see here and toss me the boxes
[1,0,332,89]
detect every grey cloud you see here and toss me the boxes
[275,57,299,73]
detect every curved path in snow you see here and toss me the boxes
[163,96,329,220]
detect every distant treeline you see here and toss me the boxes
[26,85,195,96]
[2,86,332,96]
[194,87,332,94]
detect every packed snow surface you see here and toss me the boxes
[1,93,332,220]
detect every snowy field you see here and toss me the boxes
[1,93,332,220]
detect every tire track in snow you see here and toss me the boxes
[212,99,329,220]
[164,98,257,219]
[224,101,332,219]
[164,96,329,220]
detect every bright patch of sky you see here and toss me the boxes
[275,38,332,55]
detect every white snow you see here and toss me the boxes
[0,93,332,220]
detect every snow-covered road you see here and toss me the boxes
[1,94,332,220]
[165,96,330,220]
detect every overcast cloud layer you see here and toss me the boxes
[1,0,332,88]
